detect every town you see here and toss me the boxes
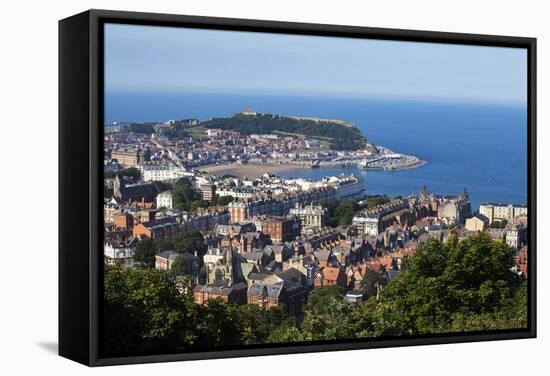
[103,114,528,317]
[104,107,425,173]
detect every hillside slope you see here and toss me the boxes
[201,113,367,150]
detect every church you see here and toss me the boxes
[104,174,160,205]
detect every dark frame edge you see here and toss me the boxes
[93,330,535,367]
[89,9,102,367]
[59,10,93,366]
[88,8,536,47]
[527,38,537,340]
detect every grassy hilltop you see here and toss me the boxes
[201,113,367,151]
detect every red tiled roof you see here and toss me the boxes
[321,267,342,281]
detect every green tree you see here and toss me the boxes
[172,181,198,211]
[104,233,528,355]
[300,286,354,341]
[173,230,206,256]
[491,219,508,229]
[361,268,388,298]
[364,195,391,208]
[233,305,290,345]
[121,167,141,181]
[171,178,212,211]
[153,238,173,253]
[194,299,242,348]
[170,255,189,276]
[201,113,367,150]
[335,200,360,225]
[267,322,304,344]
[104,167,141,181]
[216,195,234,206]
[134,238,156,267]
[447,281,528,332]
[103,265,198,355]
[129,123,155,134]
[356,234,524,336]
[306,285,344,315]
[323,200,360,227]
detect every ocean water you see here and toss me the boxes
[105,91,528,209]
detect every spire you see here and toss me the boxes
[113,174,124,199]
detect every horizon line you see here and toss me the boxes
[104,87,527,109]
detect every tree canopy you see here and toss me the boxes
[133,230,207,269]
[103,265,197,355]
[103,265,292,355]
[104,233,527,355]
[104,167,141,181]
[128,123,155,134]
[201,113,367,150]
[349,234,526,337]
[491,219,509,229]
[133,238,156,267]
[172,178,202,211]
[363,195,391,208]
[323,200,361,227]
[171,178,233,211]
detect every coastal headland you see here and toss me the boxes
[197,108,427,173]
[107,107,428,179]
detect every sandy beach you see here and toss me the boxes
[200,163,305,179]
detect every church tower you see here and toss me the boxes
[462,187,469,200]
[113,174,124,199]
[225,248,234,286]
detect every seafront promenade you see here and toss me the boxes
[200,163,305,178]
[200,155,427,179]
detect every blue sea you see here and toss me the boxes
[105,91,528,209]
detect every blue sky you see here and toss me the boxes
[104,23,527,104]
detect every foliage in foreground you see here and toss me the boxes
[351,234,527,337]
[103,233,527,355]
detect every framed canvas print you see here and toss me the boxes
[59,9,536,366]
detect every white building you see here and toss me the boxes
[282,178,321,192]
[104,242,135,266]
[305,139,320,149]
[142,164,192,182]
[156,190,173,209]
[324,174,364,199]
[352,215,380,236]
[505,225,521,248]
[207,129,222,137]
[289,203,327,229]
[217,188,257,199]
[479,203,528,224]
[282,175,364,198]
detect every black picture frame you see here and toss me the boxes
[59,9,537,367]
